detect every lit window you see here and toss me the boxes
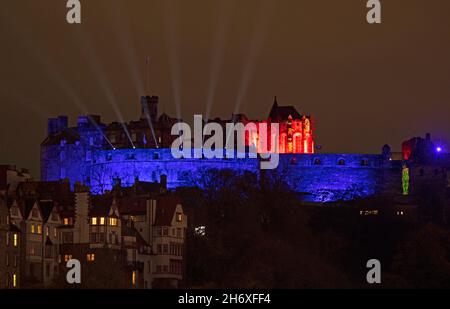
[13,234,18,247]
[132,271,136,286]
[13,274,17,288]
[91,217,98,225]
[64,255,72,262]
[87,253,95,262]
[176,213,182,222]
[31,224,35,234]
[63,218,69,225]
[46,226,50,237]
[99,217,105,225]
[109,218,118,226]
[37,225,42,235]
[54,228,57,238]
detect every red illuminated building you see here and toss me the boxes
[235,97,314,154]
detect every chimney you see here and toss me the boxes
[160,174,167,190]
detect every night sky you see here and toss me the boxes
[1,0,450,178]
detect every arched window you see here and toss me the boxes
[293,133,302,153]
[279,133,287,153]
[313,158,322,165]
[361,159,369,166]
[338,159,345,166]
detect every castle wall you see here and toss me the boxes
[270,154,386,202]
[87,149,260,194]
[41,142,402,202]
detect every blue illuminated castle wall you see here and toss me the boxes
[40,98,409,202]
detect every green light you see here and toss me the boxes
[402,166,409,195]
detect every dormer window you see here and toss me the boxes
[31,209,39,218]
[99,217,105,225]
[176,213,182,222]
[91,217,98,225]
[338,159,346,166]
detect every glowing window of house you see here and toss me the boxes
[304,140,309,153]
[45,226,50,236]
[37,225,42,235]
[87,253,95,262]
[91,217,98,225]
[132,271,136,286]
[31,224,35,234]
[63,218,70,225]
[64,255,72,262]
[12,274,17,288]
[54,228,57,238]
[109,218,118,226]
[13,234,18,247]
[99,217,105,225]
[176,213,182,222]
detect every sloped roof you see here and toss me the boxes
[118,196,147,216]
[38,200,55,222]
[268,98,302,121]
[9,223,21,233]
[18,198,37,219]
[16,181,74,206]
[153,196,182,226]
[120,181,163,197]
[89,195,113,217]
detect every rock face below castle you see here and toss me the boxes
[41,96,448,202]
